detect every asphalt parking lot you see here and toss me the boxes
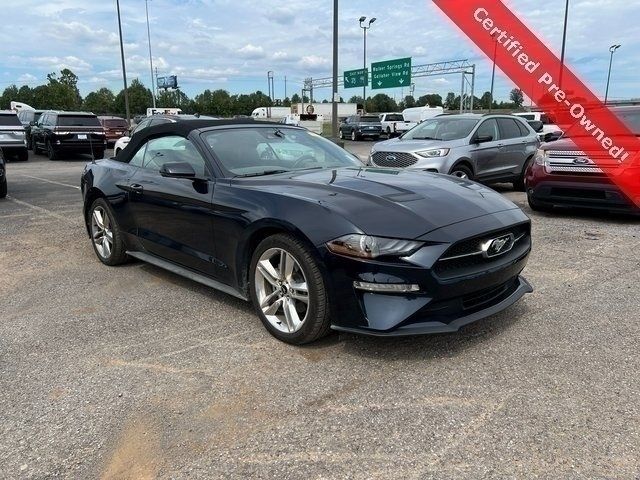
[1,146,639,479]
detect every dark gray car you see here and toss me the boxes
[369,114,540,190]
[339,114,383,141]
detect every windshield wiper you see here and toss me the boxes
[235,169,290,178]
[411,136,438,140]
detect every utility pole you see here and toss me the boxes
[359,16,376,110]
[489,36,498,113]
[605,44,621,104]
[116,0,130,125]
[559,0,569,89]
[332,0,339,139]
[145,0,156,108]
[284,75,287,100]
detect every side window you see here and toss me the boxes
[129,144,147,167]
[475,119,499,141]
[541,114,551,125]
[131,118,151,136]
[497,118,523,139]
[142,135,208,176]
[40,114,49,126]
[515,119,532,137]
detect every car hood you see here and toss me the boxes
[372,137,461,153]
[539,137,577,150]
[243,167,520,239]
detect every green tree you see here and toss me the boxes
[193,89,233,116]
[291,93,301,104]
[0,85,19,109]
[367,94,398,113]
[157,89,192,112]
[416,94,443,107]
[114,79,153,115]
[444,92,457,110]
[403,95,416,109]
[83,88,116,114]
[479,91,492,109]
[45,69,82,110]
[510,88,525,108]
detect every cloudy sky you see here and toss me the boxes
[1,0,638,103]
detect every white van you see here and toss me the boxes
[147,108,182,116]
[395,106,444,135]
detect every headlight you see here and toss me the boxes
[534,149,548,165]
[416,148,450,158]
[326,234,423,259]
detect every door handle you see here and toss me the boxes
[129,183,144,194]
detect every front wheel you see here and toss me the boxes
[250,234,331,345]
[47,142,57,161]
[17,150,28,162]
[528,195,554,213]
[0,177,7,198]
[513,156,533,191]
[88,198,128,266]
[338,129,344,140]
[351,130,358,141]
[449,164,473,180]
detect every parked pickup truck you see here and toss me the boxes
[513,112,563,142]
[379,113,406,138]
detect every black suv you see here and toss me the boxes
[339,114,383,141]
[31,111,107,160]
[17,109,45,150]
[0,151,7,198]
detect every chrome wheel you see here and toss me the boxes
[254,248,309,334]
[451,170,468,179]
[351,130,357,141]
[91,206,113,259]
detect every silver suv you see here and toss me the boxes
[0,110,28,162]
[369,114,540,190]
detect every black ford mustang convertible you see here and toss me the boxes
[81,119,532,344]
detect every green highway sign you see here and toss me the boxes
[371,57,412,89]
[343,68,368,88]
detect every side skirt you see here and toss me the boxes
[126,250,248,301]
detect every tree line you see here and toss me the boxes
[0,69,526,117]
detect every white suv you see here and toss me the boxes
[513,112,563,142]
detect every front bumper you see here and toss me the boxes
[526,163,639,213]
[332,276,532,336]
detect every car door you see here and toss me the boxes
[470,118,502,179]
[127,134,218,276]
[32,113,45,147]
[497,118,529,177]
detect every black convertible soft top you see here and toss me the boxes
[114,118,282,163]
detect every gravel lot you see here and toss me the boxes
[1,145,639,479]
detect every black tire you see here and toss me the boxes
[93,149,105,160]
[47,141,57,161]
[17,150,28,162]
[449,164,474,181]
[386,127,392,137]
[351,130,358,141]
[88,198,129,266]
[338,129,344,140]
[250,233,331,345]
[513,156,533,192]
[0,177,7,199]
[33,142,41,155]
[528,195,554,213]
[373,135,380,141]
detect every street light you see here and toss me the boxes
[115,0,130,126]
[558,0,569,89]
[145,0,156,108]
[359,16,376,110]
[488,33,498,113]
[604,44,621,104]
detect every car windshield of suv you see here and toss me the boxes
[58,115,101,127]
[384,114,404,122]
[563,110,640,137]
[403,117,479,141]
[204,127,362,177]
[360,116,380,123]
[0,114,22,126]
[104,119,128,129]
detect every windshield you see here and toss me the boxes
[104,119,128,128]
[384,114,404,122]
[563,109,640,137]
[403,117,479,141]
[0,114,22,126]
[203,127,362,177]
[58,115,101,127]
[360,116,380,123]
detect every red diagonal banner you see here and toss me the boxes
[432,0,640,207]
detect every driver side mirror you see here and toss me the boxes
[159,162,196,179]
[473,135,493,144]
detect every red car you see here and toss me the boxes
[98,116,129,146]
[525,105,640,214]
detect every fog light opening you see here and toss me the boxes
[353,281,420,293]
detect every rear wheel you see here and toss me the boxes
[0,177,7,198]
[250,233,331,345]
[88,198,128,266]
[351,130,358,141]
[449,164,473,180]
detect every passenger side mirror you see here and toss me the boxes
[473,135,493,144]
[159,162,196,179]
[528,120,544,133]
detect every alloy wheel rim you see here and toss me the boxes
[452,170,468,179]
[254,248,309,334]
[351,131,356,141]
[91,206,114,259]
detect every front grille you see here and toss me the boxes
[546,150,621,176]
[462,280,514,310]
[434,224,530,278]
[372,151,418,168]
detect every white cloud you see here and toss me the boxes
[17,73,38,83]
[237,44,265,59]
